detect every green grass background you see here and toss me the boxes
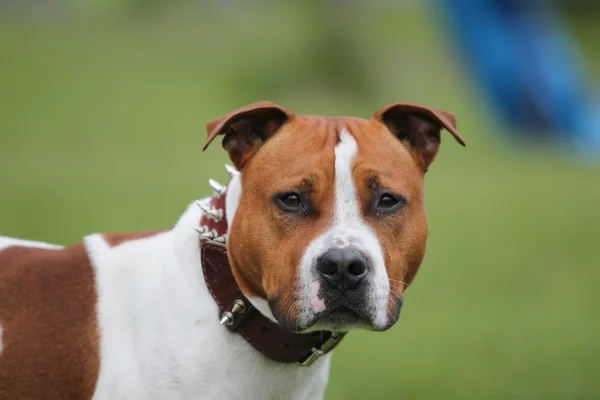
[1,3,599,399]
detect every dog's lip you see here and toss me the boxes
[315,304,369,327]
[318,295,371,318]
[271,294,382,332]
[330,305,363,321]
[321,304,360,316]
[311,305,366,330]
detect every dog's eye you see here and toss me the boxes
[281,194,302,208]
[274,192,306,213]
[376,193,406,213]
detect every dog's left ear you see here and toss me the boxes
[373,102,465,171]
[203,101,294,170]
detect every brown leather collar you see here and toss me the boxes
[197,179,345,366]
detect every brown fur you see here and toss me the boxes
[0,244,99,400]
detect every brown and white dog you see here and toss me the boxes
[0,101,464,400]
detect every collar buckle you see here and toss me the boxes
[295,332,342,367]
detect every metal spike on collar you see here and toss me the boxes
[208,179,226,197]
[196,200,223,222]
[219,300,244,325]
[196,199,209,210]
[194,226,208,235]
[199,229,218,240]
[231,299,245,314]
[213,234,227,244]
[220,312,234,326]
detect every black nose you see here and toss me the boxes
[316,247,368,291]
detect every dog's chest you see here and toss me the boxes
[85,225,331,400]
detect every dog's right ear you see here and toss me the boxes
[373,102,465,172]
[203,101,294,170]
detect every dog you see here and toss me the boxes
[0,101,464,399]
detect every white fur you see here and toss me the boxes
[0,237,63,252]
[225,166,242,229]
[248,297,278,323]
[298,129,390,330]
[89,201,331,400]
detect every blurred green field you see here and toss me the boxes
[1,3,599,399]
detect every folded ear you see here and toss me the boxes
[203,101,294,170]
[373,102,465,171]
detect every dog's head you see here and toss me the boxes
[203,101,464,332]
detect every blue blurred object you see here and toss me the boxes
[438,0,600,158]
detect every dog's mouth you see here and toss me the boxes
[312,305,365,331]
[308,302,401,333]
[289,303,377,332]
[270,293,401,333]
[304,289,389,332]
[270,298,367,332]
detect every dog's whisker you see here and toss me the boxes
[388,278,410,287]
[389,290,403,301]
[373,282,404,301]
[384,304,398,324]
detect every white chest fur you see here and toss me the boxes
[87,203,332,400]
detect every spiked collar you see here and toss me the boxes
[196,172,345,366]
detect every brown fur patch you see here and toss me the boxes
[0,244,99,399]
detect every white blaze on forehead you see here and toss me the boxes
[334,130,361,225]
[298,128,390,330]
